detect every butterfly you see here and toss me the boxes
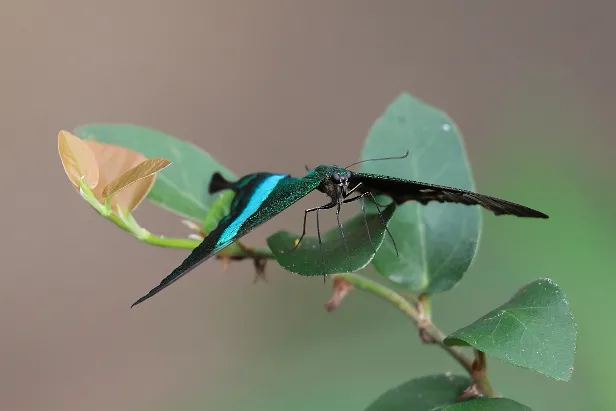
[131,152,548,307]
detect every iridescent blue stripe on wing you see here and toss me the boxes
[215,174,287,249]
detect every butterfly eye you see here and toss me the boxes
[344,170,352,181]
[332,173,341,183]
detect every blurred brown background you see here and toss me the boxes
[1,1,613,411]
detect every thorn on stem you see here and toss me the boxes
[325,277,353,312]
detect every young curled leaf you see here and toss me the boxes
[58,130,99,189]
[101,158,172,211]
[75,124,238,222]
[58,130,173,214]
[86,140,166,213]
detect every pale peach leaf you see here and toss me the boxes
[58,130,99,188]
[104,158,171,212]
[102,158,172,199]
[87,141,168,212]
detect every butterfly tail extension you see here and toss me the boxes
[209,172,235,194]
[130,240,215,307]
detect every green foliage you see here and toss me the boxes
[75,124,237,222]
[64,92,578,411]
[360,93,481,294]
[267,203,396,275]
[445,278,577,381]
[438,398,532,411]
[202,190,244,255]
[202,190,236,234]
[362,375,471,411]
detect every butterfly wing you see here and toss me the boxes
[351,172,548,219]
[131,170,328,307]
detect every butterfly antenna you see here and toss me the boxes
[344,150,409,169]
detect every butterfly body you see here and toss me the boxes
[131,165,547,307]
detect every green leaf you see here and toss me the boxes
[438,398,531,411]
[444,278,577,381]
[74,124,237,222]
[360,92,481,294]
[202,190,242,255]
[363,374,471,411]
[202,190,235,234]
[267,203,396,276]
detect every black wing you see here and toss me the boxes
[131,171,327,307]
[352,172,548,219]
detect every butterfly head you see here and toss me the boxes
[332,169,353,196]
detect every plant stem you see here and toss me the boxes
[472,349,499,398]
[419,293,432,321]
[333,273,473,374]
[78,179,274,258]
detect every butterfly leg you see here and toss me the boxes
[340,191,376,253]
[335,202,352,271]
[316,208,327,282]
[360,196,376,253]
[342,191,399,257]
[344,181,386,207]
[287,201,336,253]
[344,181,363,197]
[366,192,399,257]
